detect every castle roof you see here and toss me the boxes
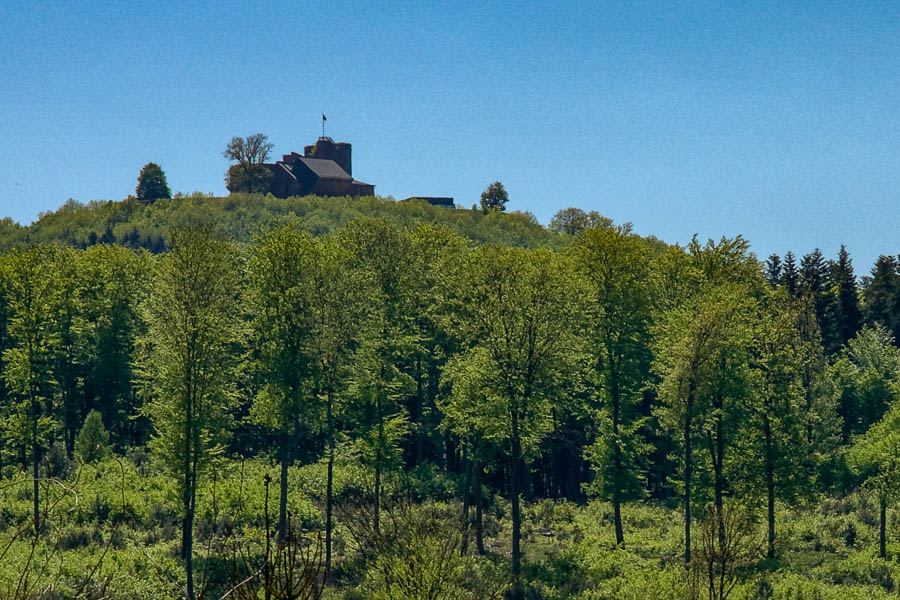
[293,156,352,181]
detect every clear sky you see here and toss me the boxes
[1,1,897,271]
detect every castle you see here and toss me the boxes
[268,137,375,198]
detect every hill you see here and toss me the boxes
[1,194,568,252]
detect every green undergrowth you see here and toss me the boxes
[0,457,898,599]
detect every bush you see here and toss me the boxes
[75,410,110,464]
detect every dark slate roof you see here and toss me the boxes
[296,157,352,181]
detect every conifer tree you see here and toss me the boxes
[832,245,863,349]
[765,254,782,288]
[801,249,840,354]
[781,251,799,297]
[136,162,171,202]
[864,255,898,338]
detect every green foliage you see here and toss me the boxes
[225,163,273,194]
[75,409,110,463]
[480,181,509,213]
[136,162,171,202]
[573,224,655,542]
[549,207,611,235]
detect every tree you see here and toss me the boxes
[1,245,63,537]
[247,225,317,542]
[136,162,171,202]
[831,325,900,443]
[781,251,799,297]
[225,163,273,195]
[337,219,414,537]
[573,224,653,546]
[224,133,274,194]
[405,224,469,467]
[864,255,898,336]
[741,294,811,559]
[224,133,273,168]
[442,246,579,598]
[479,181,508,213]
[138,226,242,600]
[301,236,374,579]
[800,249,839,354]
[832,245,863,348]
[849,400,900,558]
[549,207,611,235]
[653,235,762,566]
[80,245,151,449]
[764,254,782,289]
[74,409,109,463]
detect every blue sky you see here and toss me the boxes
[1,1,897,271]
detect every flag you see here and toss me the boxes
[322,113,327,121]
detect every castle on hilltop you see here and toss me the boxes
[268,137,375,198]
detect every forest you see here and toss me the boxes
[1,194,900,600]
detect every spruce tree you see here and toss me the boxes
[864,255,898,339]
[781,251,799,297]
[801,249,840,354]
[765,254,782,288]
[832,245,863,349]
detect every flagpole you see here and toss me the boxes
[322,114,326,138]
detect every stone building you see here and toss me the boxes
[269,137,374,198]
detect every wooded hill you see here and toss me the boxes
[1,193,900,600]
[0,194,564,252]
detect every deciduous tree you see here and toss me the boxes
[442,246,579,598]
[138,226,242,600]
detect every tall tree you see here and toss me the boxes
[831,325,900,443]
[832,245,863,348]
[572,224,653,546]
[781,251,799,297]
[479,181,509,213]
[247,225,317,542]
[406,224,468,466]
[741,294,812,559]
[653,235,762,566]
[138,227,242,600]
[80,245,151,448]
[224,133,274,194]
[338,219,414,535]
[863,255,898,337]
[655,283,755,566]
[1,246,63,536]
[302,236,374,580]
[849,399,900,558]
[801,249,839,354]
[549,207,611,235]
[764,254,782,289]
[136,162,172,202]
[442,246,579,598]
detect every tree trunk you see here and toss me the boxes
[460,446,472,555]
[415,353,424,465]
[684,383,694,566]
[713,414,725,559]
[475,460,485,555]
[511,409,523,600]
[278,434,289,542]
[764,415,776,560]
[374,396,383,535]
[880,496,887,559]
[325,390,335,581]
[32,393,40,537]
[612,382,624,546]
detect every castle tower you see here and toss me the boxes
[303,137,352,176]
